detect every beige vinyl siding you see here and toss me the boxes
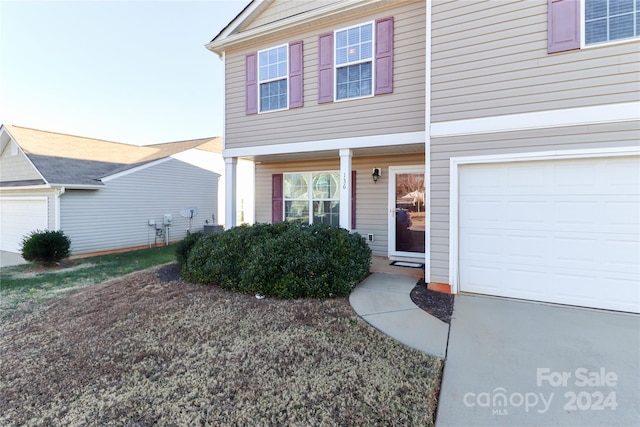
[431,1,640,123]
[224,0,425,150]
[255,153,425,256]
[59,159,219,255]
[0,149,42,182]
[429,120,640,284]
[246,0,343,30]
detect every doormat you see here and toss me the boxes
[390,261,424,269]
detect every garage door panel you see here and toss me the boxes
[459,155,640,313]
[507,201,547,225]
[0,198,48,253]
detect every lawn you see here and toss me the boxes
[0,252,444,425]
[0,245,176,318]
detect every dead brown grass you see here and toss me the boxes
[0,264,443,426]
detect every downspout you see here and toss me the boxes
[54,187,65,231]
[425,0,432,283]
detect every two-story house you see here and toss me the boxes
[207,0,639,314]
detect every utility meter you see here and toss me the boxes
[163,214,172,225]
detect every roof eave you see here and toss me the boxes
[48,183,104,190]
[206,0,381,55]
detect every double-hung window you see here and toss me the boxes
[585,0,639,44]
[335,22,374,100]
[258,45,288,112]
[283,172,340,225]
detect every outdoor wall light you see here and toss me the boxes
[372,168,381,183]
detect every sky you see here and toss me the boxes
[0,0,251,145]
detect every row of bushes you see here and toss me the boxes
[176,222,371,299]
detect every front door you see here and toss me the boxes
[388,166,426,259]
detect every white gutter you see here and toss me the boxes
[54,187,65,230]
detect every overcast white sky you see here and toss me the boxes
[0,0,250,145]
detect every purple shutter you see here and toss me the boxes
[272,174,283,223]
[375,17,394,95]
[289,41,304,108]
[547,0,580,53]
[351,170,356,230]
[318,32,334,103]
[245,53,258,114]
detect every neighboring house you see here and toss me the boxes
[0,125,254,255]
[207,0,639,313]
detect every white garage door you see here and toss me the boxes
[0,198,48,253]
[459,155,640,313]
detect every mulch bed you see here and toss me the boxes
[410,279,454,324]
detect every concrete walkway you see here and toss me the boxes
[0,251,27,268]
[349,272,449,358]
[350,274,640,426]
[437,295,640,426]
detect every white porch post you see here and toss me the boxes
[224,157,237,229]
[339,148,352,231]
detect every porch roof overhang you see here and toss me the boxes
[223,131,426,163]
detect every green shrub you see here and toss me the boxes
[182,222,371,298]
[20,230,71,266]
[175,231,203,268]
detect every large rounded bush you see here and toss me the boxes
[175,231,203,268]
[182,222,371,298]
[20,230,71,265]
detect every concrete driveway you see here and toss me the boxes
[0,251,27,268]
[437,295,640,426]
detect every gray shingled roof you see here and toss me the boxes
[27,154,128,187]
[2,125,222,188]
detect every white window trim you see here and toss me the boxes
[581,0,640,48]
[333,20,375,102]
[257,43,289,114]
[283,170,340,225]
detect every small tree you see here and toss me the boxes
[20,230,71,266]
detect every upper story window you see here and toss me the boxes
[258,45,288,112]
[585,0,639,44]
[246,41,303,115]
[335,22,374,100]
[318,17,393,104]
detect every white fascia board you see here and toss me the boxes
[431,102,640,138]
[206,0,378,55]
[223,131,426,158]
[48,183,103,190]
[0,184,51,191]
[213,0,267,42]
[101,157,172,182]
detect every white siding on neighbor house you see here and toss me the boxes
[255,152,425,257]
[59,159,219,255]
[431,0,640,123]
[429,120,640,284]
[0,147,42,182]
[170,149,255,226]
[224,0,425,150]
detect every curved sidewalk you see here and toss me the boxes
[349,272,449,358]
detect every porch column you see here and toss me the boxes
[339,148,352,231]
[224,157,237,229]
